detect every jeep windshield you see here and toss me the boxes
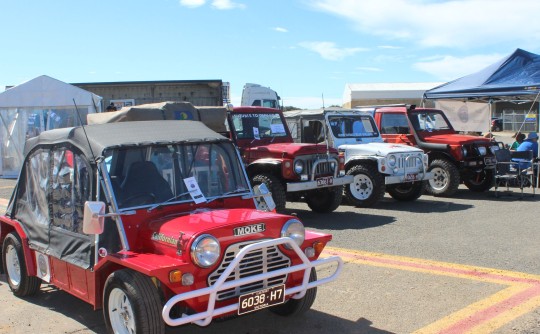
[103,142,250,209]
[327,115,379,138]
[231,112,289,140]
[409,110,452,132]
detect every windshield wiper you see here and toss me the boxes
[147,190,194,212]
[206,188,250,204]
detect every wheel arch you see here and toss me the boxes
[345,157,378,171]
[246,159,282,179]
[0,219,36,276]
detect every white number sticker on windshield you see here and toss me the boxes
[183,177,207,204]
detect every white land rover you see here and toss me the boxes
[284,107,433,207]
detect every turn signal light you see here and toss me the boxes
[169,270,183,283]
[313,241,325,255]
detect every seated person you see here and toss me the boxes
[513,132,539,169]
[510,132,525,150]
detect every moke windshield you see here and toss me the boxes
[104,142,250,209]
[231,112,289,140]
[327,115,378,138]
[410,111,452,132]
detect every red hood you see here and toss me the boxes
[422,133,492,145]
[245,142,336,159]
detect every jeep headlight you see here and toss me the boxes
[294,160,304,174]
[191,234,220,268]
[477,146,487,155]
[388,155,396,167]
[281,219,305,249]
[490,145,500,154]
[462,147,468,157]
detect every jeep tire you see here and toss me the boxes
[345,164,385,207]
[386,181,425,201]
[2,233,41,297]
[424,159,460,197]
[463,168,494,192]
[252,174,287,213]
[104,269,165,334]
[270,268,317,316]
[305,186,343,213]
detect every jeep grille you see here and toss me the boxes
[397,153,423,169]
[297,156,337,177]
[208,239,291,301]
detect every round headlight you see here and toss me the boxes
[191,234,220,268]
[388,155,396,167]
[294,160,304,174]
[490,145,500,154]
[462,147,468,157]
[281,219,305,249]
[477,146,487,155]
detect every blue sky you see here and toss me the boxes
[2,0,540,108]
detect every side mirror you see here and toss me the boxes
[253,183,276,212]
[83,201,106,235]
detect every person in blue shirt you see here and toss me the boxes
[514,132,538,169]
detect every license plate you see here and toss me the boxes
[405,173,418,181]
[316,176,334,186]
[238,284,285,315]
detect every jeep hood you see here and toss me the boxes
[246,142,336,158]
[422,133,492,145]
[339,142,423,156]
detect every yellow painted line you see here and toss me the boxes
[323,247,540,334]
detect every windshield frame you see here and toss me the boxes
[409,110,454,133]
[325,114,380,139]
[102,141,252,210]
[230,111,291,141]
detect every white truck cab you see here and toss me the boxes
[241,83,281,109]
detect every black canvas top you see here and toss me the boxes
[24,120,228,159]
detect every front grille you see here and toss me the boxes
[300,156,336,177]
[396,153,423,169]
[208,240,291,301]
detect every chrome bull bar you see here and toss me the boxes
[162,237,343,327]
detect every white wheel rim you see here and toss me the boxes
[5,244,21,287]
[350,173,373,200]
[429,167,449,190]
[108,288,136,334]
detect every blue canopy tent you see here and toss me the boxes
[423,48,540,134]
[424,48,540,101]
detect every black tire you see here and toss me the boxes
[252,174,287,213]
[270,268,317,316]
[2,233,41,297]
[464,169,494,192]
[103,269,165,334]
[344,164,385,207]
[424,159,460,197]
[305,186,343,213]
[386,181,425,201]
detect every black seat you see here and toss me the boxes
[494,149,535,198]
[120,161,174,207]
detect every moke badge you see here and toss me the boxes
[234,223,266,236]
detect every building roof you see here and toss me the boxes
[344,82,444,101]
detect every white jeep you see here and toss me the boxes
[284,107,433,207]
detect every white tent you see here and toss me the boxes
[0,75,102,177]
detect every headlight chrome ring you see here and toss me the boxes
[281,219,305,249]
[191,234,220,268]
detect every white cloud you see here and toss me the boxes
[273,27,288,33]
[299,41,367,61]
[309,0,540,49]
[413,53,504,80]
[179,0,206,8]
[211,0,245,10]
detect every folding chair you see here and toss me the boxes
[511,150,536,197]
[493,148,519,197]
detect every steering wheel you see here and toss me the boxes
[119,193,156,207]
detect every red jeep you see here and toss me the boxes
[0,120,342,333]
[372,105,498,196]
[227,107,353,212]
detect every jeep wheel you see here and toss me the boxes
[252,174,287,213]
[464,169,494,192]
[104,270,165,334]
[425,159,460,197]
[305,186,343,213]
[345,164,385,207]
[2,233,41,297]
[270,268,317,316]
[386,181,425,201]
